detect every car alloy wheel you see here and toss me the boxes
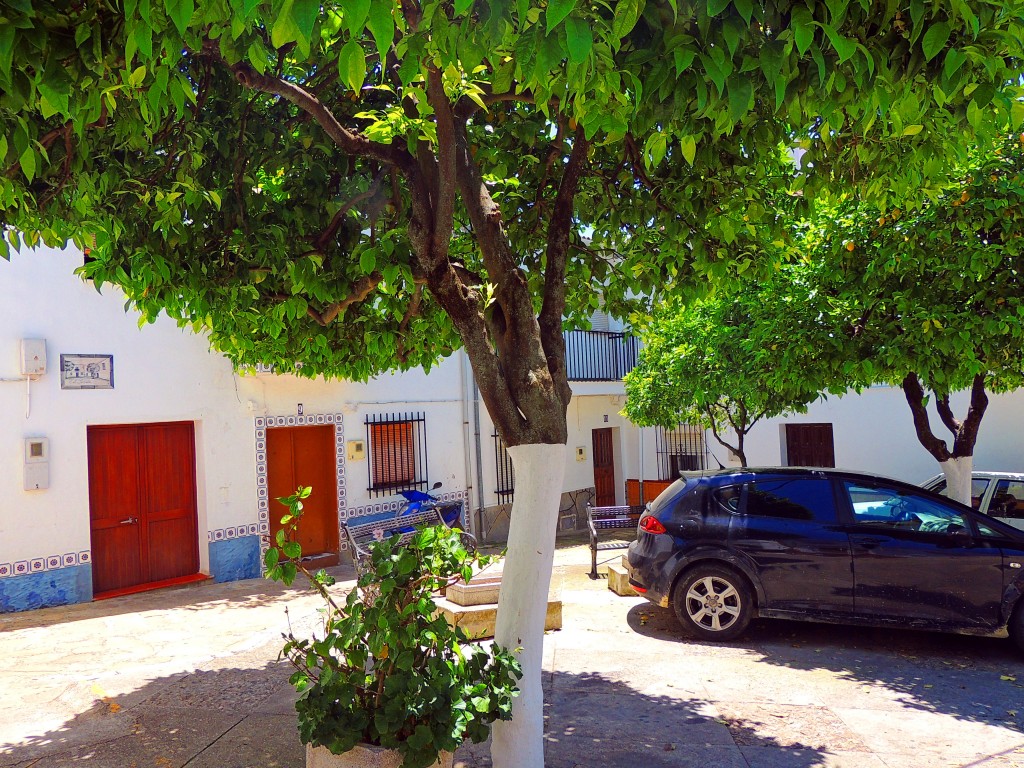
[673,565,753,641]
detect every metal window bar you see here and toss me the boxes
[492,433,515,503]
[365,412,429,497]
[563,330,640,381]
[656,424,706,480]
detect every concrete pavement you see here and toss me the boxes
[1,540,1023,767]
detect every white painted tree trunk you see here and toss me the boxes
[939,456,974,507]
[490,443,566,768]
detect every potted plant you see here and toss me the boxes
[264,488,522,768]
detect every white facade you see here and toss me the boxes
[4,243,1022,613]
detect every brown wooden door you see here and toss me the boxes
[88,422,199,595]
[267,425,339,560]
[592,428,616,506]
[785,423,836,467]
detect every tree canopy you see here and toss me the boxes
[3,1,1024,763]
[624,291,822,466]
[762,135,1024,468]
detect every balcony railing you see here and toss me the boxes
[563,330,639,381]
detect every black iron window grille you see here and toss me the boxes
[365,412,429,497]
[656,425,706,480]
[563,330,640,381]
[492,433,515,503]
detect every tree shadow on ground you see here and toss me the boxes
[1,659,824,768]
[626,602,1024,741]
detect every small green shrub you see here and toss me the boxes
[265,487,521,768]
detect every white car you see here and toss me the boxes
[922,471,1024,530]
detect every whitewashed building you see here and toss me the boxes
[3,243,1022,613]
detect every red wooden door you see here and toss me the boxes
[267,426,339,560]
[88,422,199,596]
[592,428,616,507]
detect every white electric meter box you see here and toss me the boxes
[20,339,46,376]
[24,437,50,491]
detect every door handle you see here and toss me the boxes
[853,537,886,549]
[119,517,139,525]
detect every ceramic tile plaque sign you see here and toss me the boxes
[60,354,114,389]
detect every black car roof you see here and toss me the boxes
[684,466,908,489]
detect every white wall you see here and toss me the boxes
[0,244,469,579]
[739,386,1024,484]
[0,244,255,574]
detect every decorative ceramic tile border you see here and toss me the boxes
[0,550,91,579]
[253,413,347,569]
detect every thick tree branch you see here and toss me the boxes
[426,66,457,265]
[539,127,589,408]
[935,394,962,437]
[269,272,383,326]
[954,374,989,458]
[315,173,387,250]
[901,372,951,463]
[395,284,424,364]
[218,54,415,172]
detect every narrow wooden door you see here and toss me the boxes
[88,422,199,596]
[592,427,616,507]
[267,425,339,560]
[785,423,836,467]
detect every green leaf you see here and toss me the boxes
[360,250,377,274]
[921,22,950,62]
[345,0,371,35]
[822,24,856,63]
[612,0,645,40]
[338,40,366,92]
[163,0,195,36]
[564,17,592,63]
[727,76,752,122]
[18,146,34,182]
[680,134,696,165]
[367,0,395,61]
[271,0,300,48]
[707,0,731,16]
[546,0,575,34]
[942,48,966,80]
[902,124,923,136]
[454,0,474,14]
[291,0,320,47]
[791,7,814,56]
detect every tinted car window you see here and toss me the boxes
[713,484,742,513]
[991,480,1024,525]
[845,482,967,534]
[746,478,836,523]
[928,477,990,509]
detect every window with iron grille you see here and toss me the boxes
[365,412,429,497]
[492,433,515,503]
[656,424,706,480]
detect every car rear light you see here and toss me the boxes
[639,515,667,535]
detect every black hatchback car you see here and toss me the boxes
[626,467,1024,653]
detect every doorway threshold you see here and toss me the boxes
[94,572,211,601]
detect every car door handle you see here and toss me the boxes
[852,537,887,549]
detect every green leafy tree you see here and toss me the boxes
[625,292,823,466]
[3,2,1024,763]
[759,138,1024,503]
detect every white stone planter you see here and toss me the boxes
[306,743,454,768]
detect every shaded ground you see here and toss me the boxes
[1,543,1023,767]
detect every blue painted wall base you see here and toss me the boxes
[0,565,93,613]
[209,535,261,583]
